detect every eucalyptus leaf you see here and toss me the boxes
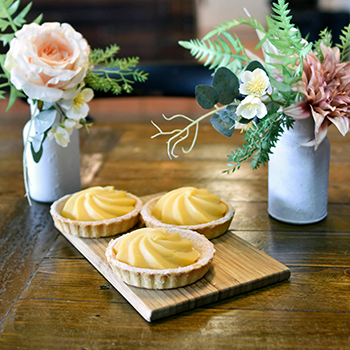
[245,60,266,73]
[30,132,45,153]
[33,109,56,134]
[238,116,253,125]
[30,134,45,163]
[42,101,55,110]
[195,84,218,109]
[211,106,237,137]
[212,67,239,105]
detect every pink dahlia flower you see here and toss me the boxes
[284,43,350,148]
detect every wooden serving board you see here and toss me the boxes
[59,195,290,322]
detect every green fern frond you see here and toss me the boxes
[225,112,294,173]
[267,1,306,56]
[202,19,241,41]
[337,24,350,62]
[179,32,249,73]
[0,1,41,41]
[111,56,140,70]
[89,44,120,66]
[202,15,267,41]
[313,28,332,61]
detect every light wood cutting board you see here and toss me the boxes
[59,195,290,322]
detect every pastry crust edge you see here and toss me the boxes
[50,191,142,238]
[140,196,234,239]
[105,227,215,289]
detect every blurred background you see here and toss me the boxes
[19,0,350,62]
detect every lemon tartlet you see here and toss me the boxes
[106,227,215,289]
[50,186,142,238]
[141,187,234,239]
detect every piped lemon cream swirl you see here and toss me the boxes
[153,187,227,225]
[112,227,199,269]
[61,186,136,221]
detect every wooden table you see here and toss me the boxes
[0,97,349,349]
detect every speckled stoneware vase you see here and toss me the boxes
[23,117,81,203]
[268,117,330,224]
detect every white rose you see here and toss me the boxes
[5,22,90,102]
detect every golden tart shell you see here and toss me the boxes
[141,196,234,239]
[105,227,215,289]
[50,192,142,238]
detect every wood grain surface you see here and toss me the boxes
[59,215,290,322]
[0,98,349,349]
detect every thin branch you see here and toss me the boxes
[151,105,226,159]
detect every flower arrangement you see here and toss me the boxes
[152,0,350,173]
[0,0,148,201]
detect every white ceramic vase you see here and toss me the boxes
[268,117,330,224]
[23,111,81,203]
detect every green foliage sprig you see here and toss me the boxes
[179,32,250,73]
[337,24,350,63]
[313,28,332,61]
[225,112,294,173]
[85,44,148,95]
[0,0,42,110]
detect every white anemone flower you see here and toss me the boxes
[63,118,83,134]
[59,86,94,121]
[48,125,70,147]
[236,95,267,120]
[239,68,270,98]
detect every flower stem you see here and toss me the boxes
[23,117,34,206]
[266,92,284,106]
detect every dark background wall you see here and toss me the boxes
[21,0,197,62]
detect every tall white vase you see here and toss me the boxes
[268,118,330,224]
[23,119,81,203]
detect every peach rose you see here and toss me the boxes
[5,22,90,102]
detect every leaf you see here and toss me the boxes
[13,2,32,27]
[212,67,239,105]
[32,13,43,24]
[30,132,44,153]
[30,134,46,163]
[7,0,19,15]
[6,85,24,111]
[269,75,291,93]
[202,19,241,41]
[0,33,14,46]
[211,111,236,137]
[245,60,266,73]
[179,37,247,72]
[336,24,350,62]
[0,18,10,31]
[0,1,14,18]
[195,84,218,109]
[33,109,57,134]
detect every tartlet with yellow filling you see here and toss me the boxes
[50,186,142,238]
[141,187,234,239]
[105,227,215,289]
